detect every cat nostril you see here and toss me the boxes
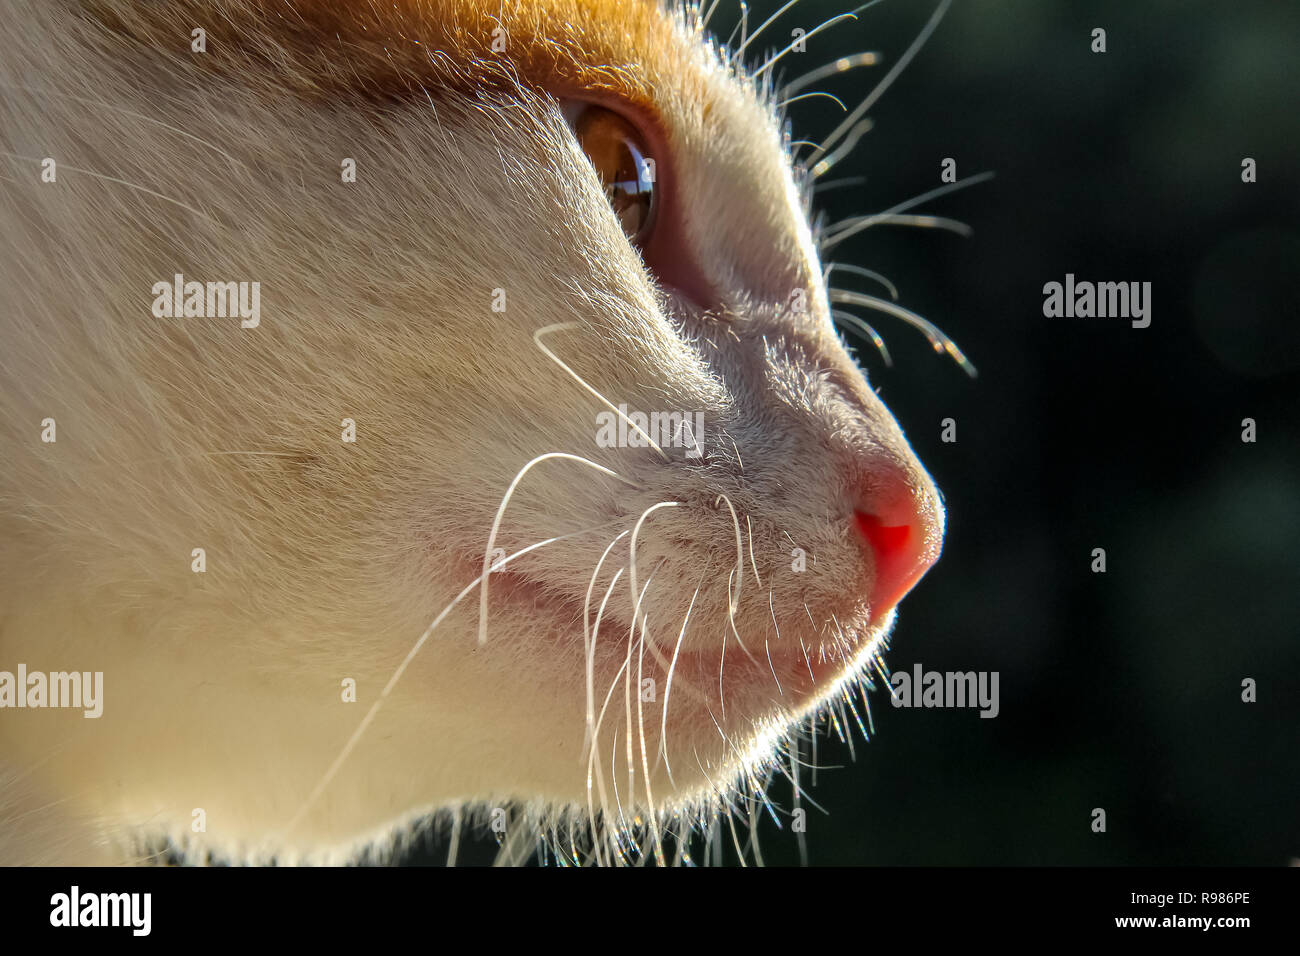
[856,512,912,555]
[854,489,943,623]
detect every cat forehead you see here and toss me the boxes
[86,0,806,302]
[89,0,713,112]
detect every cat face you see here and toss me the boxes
[0,0,943,862]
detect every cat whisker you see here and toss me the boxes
[804,0,953,168]
[624,571,660,820]
[627,501,680,628]
[585,565,626,866]
[745,783,767,866]
[779,51,880,98]
[808,712,820,787]
[828,618,858,761]
[767,589,785,696]
[728,434,745,473]
[801,603,819,683]
[788,740,809,865]
[774,90,848,111]
[732,0,805,64]
[827,261,900,300]
[745,515,763,588]
[724,2,748,51]
[633,577,668,866]
[832,308,894,367]
[845,685,867,740]
[751,4,875,80]
[809,118,873,179]
[718,573,733,716]
[0,150,216,224]
[701,0,725,31]
[584,532,630,751]
[478,451,634,646]
[819,171,994,250]
[659,560,711,788]
[714,493,745,611]
[586,569,656,862]
[813,174,866,193]
[534,322,670,461]
[717,515,762,669]
[828,212,974,243]
[724,787,749,866]
[606,730,632,864]
[830,288,977,376]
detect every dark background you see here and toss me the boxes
[407,0,1300,865]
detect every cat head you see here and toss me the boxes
[0,0,945,863]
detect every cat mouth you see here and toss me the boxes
[468,557,888,715]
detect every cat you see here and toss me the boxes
[0,0,954,865]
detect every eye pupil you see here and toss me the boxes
[573,106,655,244]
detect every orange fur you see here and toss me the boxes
[87,1,694,108]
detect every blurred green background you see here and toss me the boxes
[406,0,1299,865]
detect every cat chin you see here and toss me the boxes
[114,651,884,868]
[0,583,894,865]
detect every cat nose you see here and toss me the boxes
[853,474,944,623]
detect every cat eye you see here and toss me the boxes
[566,104,657,245]
[557,96,716,309]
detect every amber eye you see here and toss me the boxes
[567,104,656,244]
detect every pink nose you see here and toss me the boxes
[854,484,943,622]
